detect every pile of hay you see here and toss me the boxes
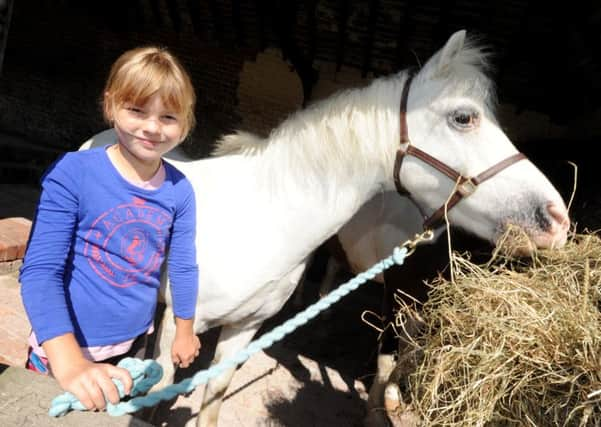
[392,232,601,426]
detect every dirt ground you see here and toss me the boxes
[147,279,383,427]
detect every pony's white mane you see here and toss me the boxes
[211,131,266,157]
[212,36,496,192]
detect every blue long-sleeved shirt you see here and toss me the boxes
[20,147,199,347]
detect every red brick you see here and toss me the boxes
[0,332,28,366]
[0,218,32,262]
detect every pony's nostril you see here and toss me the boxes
[534,205,551,231]
[547,203,569,230]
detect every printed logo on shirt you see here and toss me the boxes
[83,197,172,288]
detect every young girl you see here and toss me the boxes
[20,46,201,411]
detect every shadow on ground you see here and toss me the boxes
[257,275,382,426]
[138,272,382,426]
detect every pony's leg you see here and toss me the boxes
[365,319,423,426]
[383,383,419,427]
[294,252,341,319]
[318,254,341,298]
[197,325,259,427]
[365,352,397,427]
[151,302,178,391]
[293,252,315,308]
[365,309,397,426]
[294,245,333,308]
[365,265,407,427]
[365,242,440,427]
[293,280,306,307]
[133,303,177,423]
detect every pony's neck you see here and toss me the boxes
[256,73,407,210]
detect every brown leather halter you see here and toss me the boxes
[393,71,527,230]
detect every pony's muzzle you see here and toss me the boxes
[497,202,570,254]
[529,202,569,250]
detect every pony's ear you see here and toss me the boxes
[437,30,466,73]
[420,30,466,80]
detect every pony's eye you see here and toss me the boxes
[448,108,479,131]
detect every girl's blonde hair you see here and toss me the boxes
[102,46,196,140]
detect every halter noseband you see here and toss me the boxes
[393,71,527,230]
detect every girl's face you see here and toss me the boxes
[113,93,184,166]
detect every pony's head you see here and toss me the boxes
[397,30,569,251]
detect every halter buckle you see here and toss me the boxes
[458,177,478,197]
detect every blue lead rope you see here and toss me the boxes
[49,245,411,417]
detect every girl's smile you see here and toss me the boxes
[111,93,184,180]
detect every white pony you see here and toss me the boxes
[81,30,569,426]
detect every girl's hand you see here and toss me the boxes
[42,332,132,411]
[54,358,133,410]
[171,332,201,368]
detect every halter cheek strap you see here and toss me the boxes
[393,71,527,230]
[393,72,414,197]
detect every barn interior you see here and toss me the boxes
[0,2,600,424]
[1,1,600,227]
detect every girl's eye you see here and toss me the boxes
[126,107,144,114]
[448,108,480,131]
[162,115,178,121]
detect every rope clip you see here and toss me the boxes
[400,229,434,257]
